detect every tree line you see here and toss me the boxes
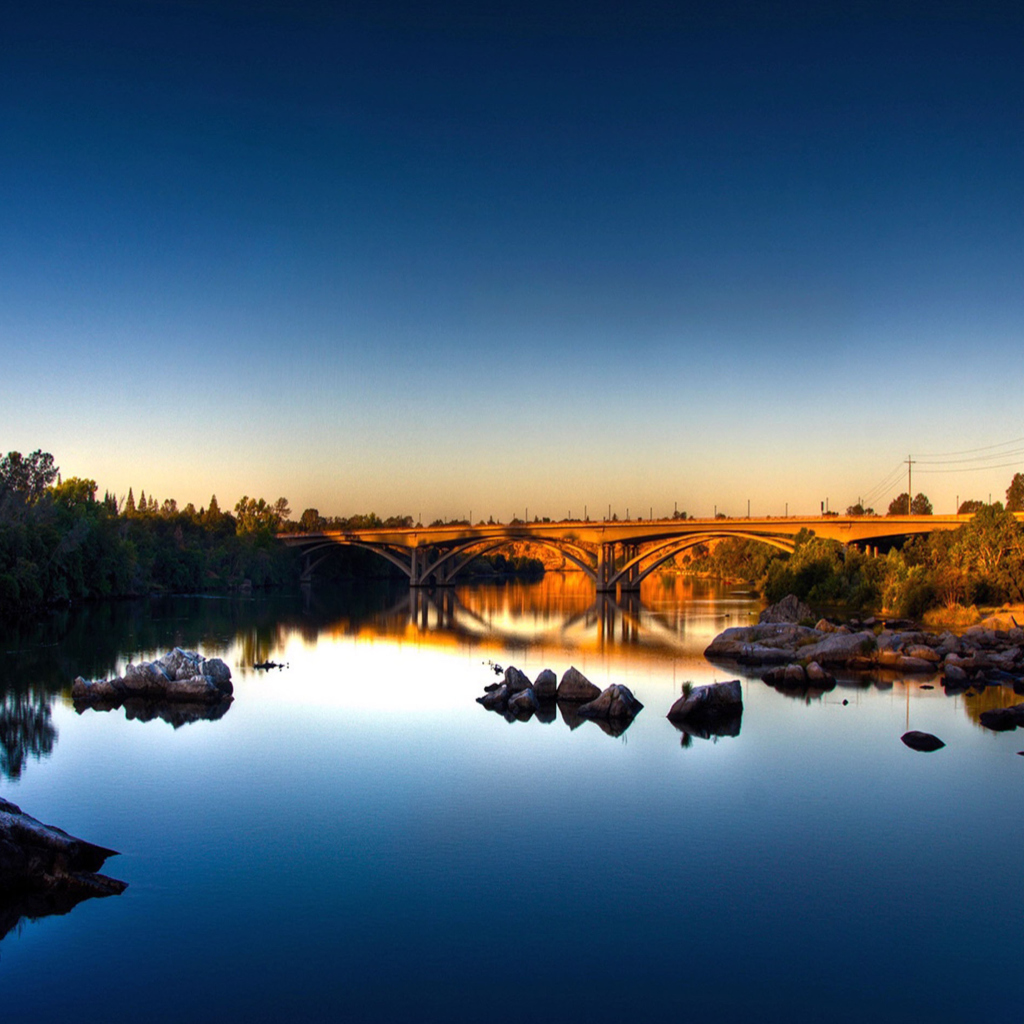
[689,473,1024,619]
[0,449,547,618]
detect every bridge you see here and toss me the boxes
[278,513,1002,593]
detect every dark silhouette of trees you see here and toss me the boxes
[1007,473,1024,513]
[887,492,932,515]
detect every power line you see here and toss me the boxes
[915,435,1024,458]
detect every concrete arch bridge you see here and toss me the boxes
[278,514,982,593]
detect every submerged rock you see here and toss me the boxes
[901,731,946,752]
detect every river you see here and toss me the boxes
[1,575,1021,1022]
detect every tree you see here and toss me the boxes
[958,499,985,514]
[887,493,910,515]
[299,508,322,532]
[911,493,933,515]
[1007,473,1024,513]
[124,488,136,516]
[0,450,58,504]
[887,492,932,515]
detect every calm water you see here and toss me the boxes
[2,575,1022,1022]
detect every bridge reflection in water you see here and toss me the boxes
[301,573,761,663]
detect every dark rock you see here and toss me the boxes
[901,731,945,752]
[477,684,509,710]
[577,684,644,721]
[504,666,533,693]
[507,687,539,718]
[0,798,126,942]
[759,594,812,623]
[667,680,743,722]
[979,704,1024,732]
[556,666,601,703]
[532,669,558,700]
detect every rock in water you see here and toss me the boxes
[577,684,644,721]
[901,731,945,752]
[507,687,540,718]
[979,704,1024,732]
[532,669,558,700]
[556,666,601,703]
[0,797,127,942]
[504,666,533,693]
[667,680,743,722]
[72,648,233,708]
[759,594,812,624]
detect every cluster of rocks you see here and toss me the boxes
[477,668,745,742]
[72,648,233,710]
[0,797,126,943]
[477,665,643,734]
[705,596,1024,692]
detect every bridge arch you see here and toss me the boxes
[422,536,599,583]
[608,531,797,589]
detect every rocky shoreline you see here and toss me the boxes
[704,596,1024,692]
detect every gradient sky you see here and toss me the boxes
[2,1,1022,521]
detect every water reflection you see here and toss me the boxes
[0,690,56,779]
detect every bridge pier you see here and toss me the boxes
[596,543,615,592]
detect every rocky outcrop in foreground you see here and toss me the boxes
[73,648,233,708]
[0,797,126,942]
[666,680,744,742]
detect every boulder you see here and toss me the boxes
[577,684,644,721]
[504,666,533,693]
[532,669,558,700]
[896,656,938,674]
[477,684,509,710]
[805,661,834,684]
[667,680,743,722]
[556,667,601,703]
[979,704,1024,732]
[759,594,812,623]
[904,645,941,663]
[507,687,539,718]
[901,731,945,752]
[0,797,126,914]
[799,631,877,665]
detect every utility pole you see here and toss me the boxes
[747,499,750,518]
[906,455,915,514]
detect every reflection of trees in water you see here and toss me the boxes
[0,689,56,780]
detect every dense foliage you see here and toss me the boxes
[693,499,1024,618]
[0,450,304,618]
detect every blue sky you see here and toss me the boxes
[2,1,1022,520]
